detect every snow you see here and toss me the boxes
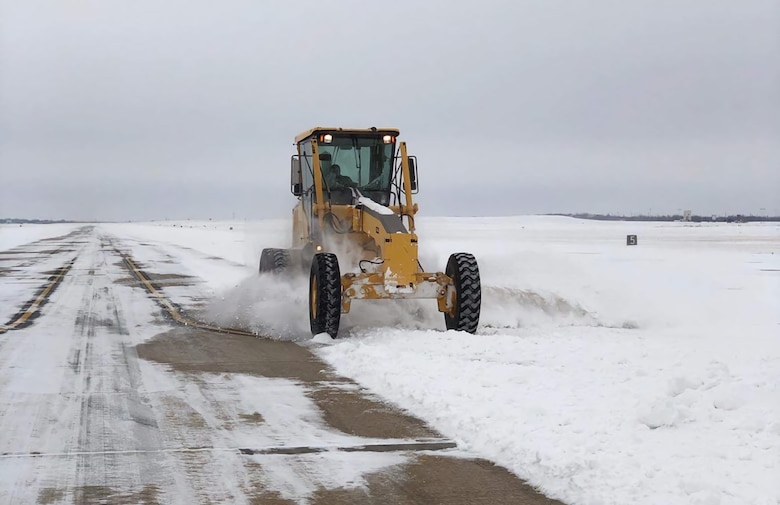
[311,332,334,344]
[313,217,779,505]
[0,222,82,251]
[358,196,395,215]
[0,223,85,323]
[3,216,779,504]
[137,361,412,501]
[247,451,407,501]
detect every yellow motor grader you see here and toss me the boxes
[259,127,481,338]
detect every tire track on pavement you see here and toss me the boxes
[68,235,176,503]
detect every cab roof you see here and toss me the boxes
[295,126,400,144]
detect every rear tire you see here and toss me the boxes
[259,248,291,275]
[309,253,342,338]
[444,252,481,333]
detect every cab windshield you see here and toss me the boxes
[318,135,394,205]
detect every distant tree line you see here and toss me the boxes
[0,218,82,224]
[548,213,780,223]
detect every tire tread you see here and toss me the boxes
[445,252,481,333]
[259,248,291,275]
[310,253,341,337]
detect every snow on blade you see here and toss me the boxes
[358,196,395,215]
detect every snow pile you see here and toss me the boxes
[317,327,780,505]
[312,218,780,505]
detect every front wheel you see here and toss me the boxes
[309,253,342,338]
[444,252,481,333]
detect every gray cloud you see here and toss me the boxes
[1,0,778,220]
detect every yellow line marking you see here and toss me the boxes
[0,261,73,334]
[121,254,258,338]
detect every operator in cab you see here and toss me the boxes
[324,164,357,189]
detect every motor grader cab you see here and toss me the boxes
[259,126,481,338]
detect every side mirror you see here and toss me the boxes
[291,155,302,196]
[408,156,419,193]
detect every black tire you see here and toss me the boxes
[444,252,481,333]
[259,248,291,275]
[309,253,342,338]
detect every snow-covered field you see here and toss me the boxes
[0,223,83,251]
[4,217,779,505]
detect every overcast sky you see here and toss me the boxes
[1,0,778,220]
